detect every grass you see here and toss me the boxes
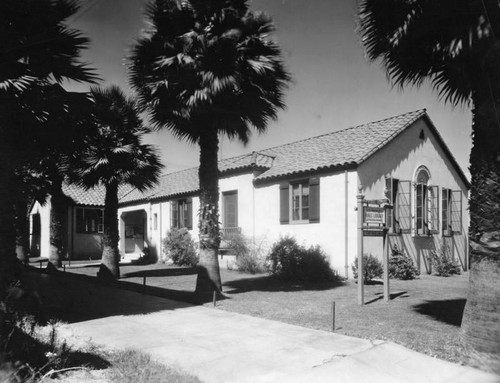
[63,262,470,365]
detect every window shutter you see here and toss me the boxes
[451,190,462,234]
[385,177,399,231]
[280,183,289,224]
[428,185,439,234]
[309,177,320,223]
[397,180,411,233]
[186,198,193,229]
[171,200,178,228]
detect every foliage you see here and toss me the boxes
[267,236,338,282]
[0,284,108,382]
[352,254,383,284]
[129,0,291,292]
[429,243,461,277]
[107,349,202,383]
[389,245,420,280]
[163,228,199,267]
[227,234,266,274]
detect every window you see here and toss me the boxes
[154,213,158,231]
[291,182,309,222]
[442,188,452,236]
[413,167,438,235]
[76,207,104,234]
[280,177,320,224]
[222,191,238,228]
[171,198,192,229]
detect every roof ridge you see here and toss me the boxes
[256,109,427,154]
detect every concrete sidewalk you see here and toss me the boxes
[57,288,499,383]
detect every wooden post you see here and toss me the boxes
[357,188,364,306]
[331,302,336,332]
[383,229,390,302]
[213,290,217,307]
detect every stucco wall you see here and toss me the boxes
[253,170,358,277]
[357,118,469,273]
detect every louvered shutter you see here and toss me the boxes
[171,200,179,228]
[451,190,462,234]
[280,183,289,224]
[186,198,193,229]
[309,177,320,223]
[397,180,411,233]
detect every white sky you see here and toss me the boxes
[67,0,473,179]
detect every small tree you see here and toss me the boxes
[163,228,198,267]
[352,254,383,284]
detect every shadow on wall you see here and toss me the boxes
[412,298,466,326]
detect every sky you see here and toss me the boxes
[67,0,473,178]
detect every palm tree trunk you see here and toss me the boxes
[0,139,19,291]
[461,94,500,374]
[195,130,223,294]
[14,194,30,264]
[98,183,120,279]
[49,178,66,268]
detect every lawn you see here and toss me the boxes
[63,262,469,365]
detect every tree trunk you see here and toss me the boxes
[195,130,223,294]
[14,194,30,264]
[49,179,67,268]
[461,93,500,374]
[0,138,20,292]
[98,183,120,280]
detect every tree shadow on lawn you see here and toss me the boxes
[223,274,346,294]
[121,267,197,278]
[20,268,214,325]
[412,299,466,326]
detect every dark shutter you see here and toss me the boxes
[397,180,411,233]
[171,200,178,228]
[451,190,462,234]
[309,177,320,223]
[279,183,289,224]
[186,198,193,229]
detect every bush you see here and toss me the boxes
[162,228,198,267]
[389,245,419,280]
[429,243,461,277]
[228,234,266,274]
[267,236,338,282]
[352,254,383,284]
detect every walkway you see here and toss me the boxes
[57,285,499,383]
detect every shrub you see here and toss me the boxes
[352,254,383,284]
[389,245,420,280]
[267,236,338,282]
[429,243,461,277]
[162,228,198,267]
[228,234,266,274]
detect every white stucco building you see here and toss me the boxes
[30,109,470,278]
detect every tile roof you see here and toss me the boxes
[64,109,462,206]
[254,109,427,181]
[62,183,133,206]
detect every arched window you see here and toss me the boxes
[414,166,438,235]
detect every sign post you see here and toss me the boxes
[357,189,364,306]
[357,193,392,306]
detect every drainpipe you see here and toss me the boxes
[159,202,163,260]
[344,170,349,279]
[252,174,256,244]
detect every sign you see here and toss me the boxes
[363,229,385,237]
[363,206,385,227]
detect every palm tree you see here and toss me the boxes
[0,0,96,278]
[358,0,500,372]
[72,86,163,279]
[129,0,290,294]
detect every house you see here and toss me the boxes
[30,109,470,277]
